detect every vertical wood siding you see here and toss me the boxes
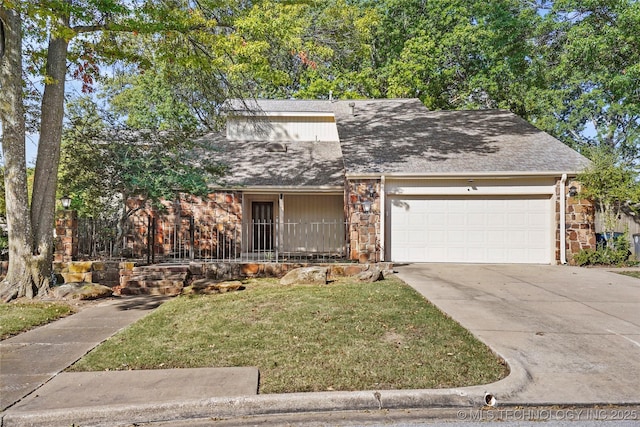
[227,116,339,142]
[283,194,345,253]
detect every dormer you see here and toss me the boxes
[225,99,340,142]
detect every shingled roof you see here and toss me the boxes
[331,99,591,176]
[205,98,590,188]
[198,133,345,188]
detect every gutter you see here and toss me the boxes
[560,174,567,264]
[346,171,583,179]
[207,185,344,194]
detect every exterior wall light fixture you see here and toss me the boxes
[367,184,375,198]
[568,186,578,197]
[362,200,372,213]
[60,195,72,209]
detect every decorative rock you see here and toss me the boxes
[241,263,261,276]
[61,272,92,283]
[356,266,384,283]
[51,283,113,300]
[280,267,328,285]
[183,279,243,295]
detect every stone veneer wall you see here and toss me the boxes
[556,178,596,265]
[127,192,243,258]
[346,179,381,263]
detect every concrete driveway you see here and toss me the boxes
[395,264,640,406]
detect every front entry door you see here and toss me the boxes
[252,202,274,251]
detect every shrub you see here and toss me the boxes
[573,233,631,266]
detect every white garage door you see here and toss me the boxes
[390,196,552,264]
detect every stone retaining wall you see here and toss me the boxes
[1,260,393,292]
[53,261,122,286]
[187,261,393,282]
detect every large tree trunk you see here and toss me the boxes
[0,4,70,301]
[0,6,38,301]
[29,12,70,296]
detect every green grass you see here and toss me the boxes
[617,271,640,279]
[0,300,75,340]
[70,277,508,393]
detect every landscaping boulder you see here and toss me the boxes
[51,283,113,300]
[183,279,244,295]
[280,266,328,285]
[356,265,384,283]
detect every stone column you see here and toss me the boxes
[346,179,381,263]
[55,210,78,262]
[559,179,596,265]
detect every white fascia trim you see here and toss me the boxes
[346,171,580,179]
[230,112,335,119]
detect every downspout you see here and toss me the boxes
[278,193,284,261]
[380,175,386,262]
[560,174,567,264]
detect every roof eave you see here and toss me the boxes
[208,185,344,194]
[345,171,586,179]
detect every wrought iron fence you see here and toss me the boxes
[77,217,119,260]
[77,216,379,263]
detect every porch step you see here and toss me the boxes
[128,273,189,281]
[119,265,191,296]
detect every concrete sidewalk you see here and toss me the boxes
[1,296,169,411]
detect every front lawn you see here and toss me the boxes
[70,276,507,393]
[0,300,75,340]
[617,271,640,279]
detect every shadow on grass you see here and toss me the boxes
[113,296,171,311]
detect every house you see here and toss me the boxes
[131,98,595,265]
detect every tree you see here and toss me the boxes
[58,97,226,255]
[533,0,640,162]
[1,4,38,299]
[577,146,640,238]
[0,0,245,301]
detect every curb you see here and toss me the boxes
[1,353,530,427]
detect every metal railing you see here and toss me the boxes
[77,216,379,263]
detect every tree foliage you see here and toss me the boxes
[59,98,226,221]
[531,0,640,161]
[577,146,640,235]
[1,0,255,300]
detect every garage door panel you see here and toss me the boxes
[390,196,551,264]
[467,230,484,244]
